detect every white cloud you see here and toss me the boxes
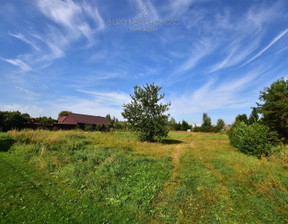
[36,0,104,37]
[15,87,40,100]
[209,38,260,72]
[167,0,194,16]
[170,69,262,117]
[0,104,44,117]
[244,29,288,65]
[175,38,213,74]
[36,0,81,29]
[9,32,40,51]
[1,58,31,71]
[77,90,131,106]
[2,1,105,71]
[245,2,283,30]
[49,90,131,119]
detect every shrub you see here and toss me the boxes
[228,121,277,158]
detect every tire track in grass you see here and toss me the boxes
[192,142,230,194]
[177,140,234,223]
[152,143,186,223]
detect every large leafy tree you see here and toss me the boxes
[257,78,288,141]
[122,83,170,142]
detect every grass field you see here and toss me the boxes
[1,130,288,223]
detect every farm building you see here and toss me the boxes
[56,113,111,130]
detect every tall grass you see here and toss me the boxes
[2,130,288,223]
[2,130,172,223]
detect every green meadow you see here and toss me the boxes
[1,130,288,223]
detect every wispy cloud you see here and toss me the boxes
[244,29,288,65]
[77,89,131,106]
[0,104,44,117]
[2,0,105,70]
[171,68,263,116]
[15,87,40,100]
[245,1,283,30]
[174,38,213,74]
[9,32,40,51]
[209,38,260,72]
[50,90,131,119]
[36,0,104,32]
[1,58,31,71]
[36,0,105,46]
[167,0,194,16]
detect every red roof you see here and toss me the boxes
[58,116,67,123]
[61,113,110,125]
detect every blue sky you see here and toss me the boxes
[0,0,288,125]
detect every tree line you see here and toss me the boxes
[0,111,55,132]
[168,114,225,133]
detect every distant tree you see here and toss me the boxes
[248,107,259,125]
[256,78,288,141]
[40,116,55,127]
[201,113,212,132]
[168,117,176,131]
[106,114,123,130]
[181,120,191,131]
[193,125,201,132]
[122,83,170,142]
[58,111,71,120]
[235,114,248,125]
[214,118,225,133]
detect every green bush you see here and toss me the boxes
[228,121,277,158]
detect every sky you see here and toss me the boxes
[0,0,288,125]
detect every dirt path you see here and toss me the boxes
[151,142,188,223]
[171,144,185,180]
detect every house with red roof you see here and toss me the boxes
[56,113,110,130]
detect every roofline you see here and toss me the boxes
[70,112,106,118]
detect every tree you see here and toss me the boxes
[122,83,170,142]
[0,111,32,131]
[201,113,212,132]
[215,118,225,133]
[168,117,178,131]
[39,116,55,127]
[248,107,259,125]
[58,111,71,120]
[181,120,191,131]
[256,78,288,141]
[235,114,248,125]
